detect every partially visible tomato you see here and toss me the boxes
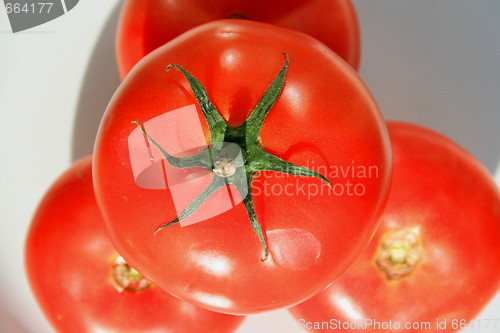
[94,20,391,314]
[25,156,244,333]
[116,0,360,78]
[289,122,500,333]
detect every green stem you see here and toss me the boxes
[135,53,329,261]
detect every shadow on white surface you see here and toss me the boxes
[71,1,122,161]
[354,0,500,172]
[0,305,29,333]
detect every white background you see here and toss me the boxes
[1,1,499,332]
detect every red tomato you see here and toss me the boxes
[116,0,360,78]
[290,122,500,332]
[25,156,244,333]
[94,20,391,314]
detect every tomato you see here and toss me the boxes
[289,122,500,332]
[116,0,360,78]
[25,156,244,333]
[94,19,391,314]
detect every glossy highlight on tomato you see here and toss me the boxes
[94,20,391,314]
[116,0,360,78]
[25,156,244,333]
[290,122,500,333]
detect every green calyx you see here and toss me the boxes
[133,53,330,261]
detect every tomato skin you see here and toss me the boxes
[94,20,391,314]
[25,156,244,333]
[116,0,360,78]
[289,122,500,333]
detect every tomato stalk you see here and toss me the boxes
[375,227,423,280]
[111,256,152,292]
[133,53,331,261]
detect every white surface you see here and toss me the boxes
[0,1,499,332]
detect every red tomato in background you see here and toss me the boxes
[290,122,500,333]
[116,0,360,78]
[25,156,244,333]
[94,19,391,314]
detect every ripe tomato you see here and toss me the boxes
[116,0,360,78]
[25,156,244,333]
[94,20,391,314]
[290,122,500,332]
